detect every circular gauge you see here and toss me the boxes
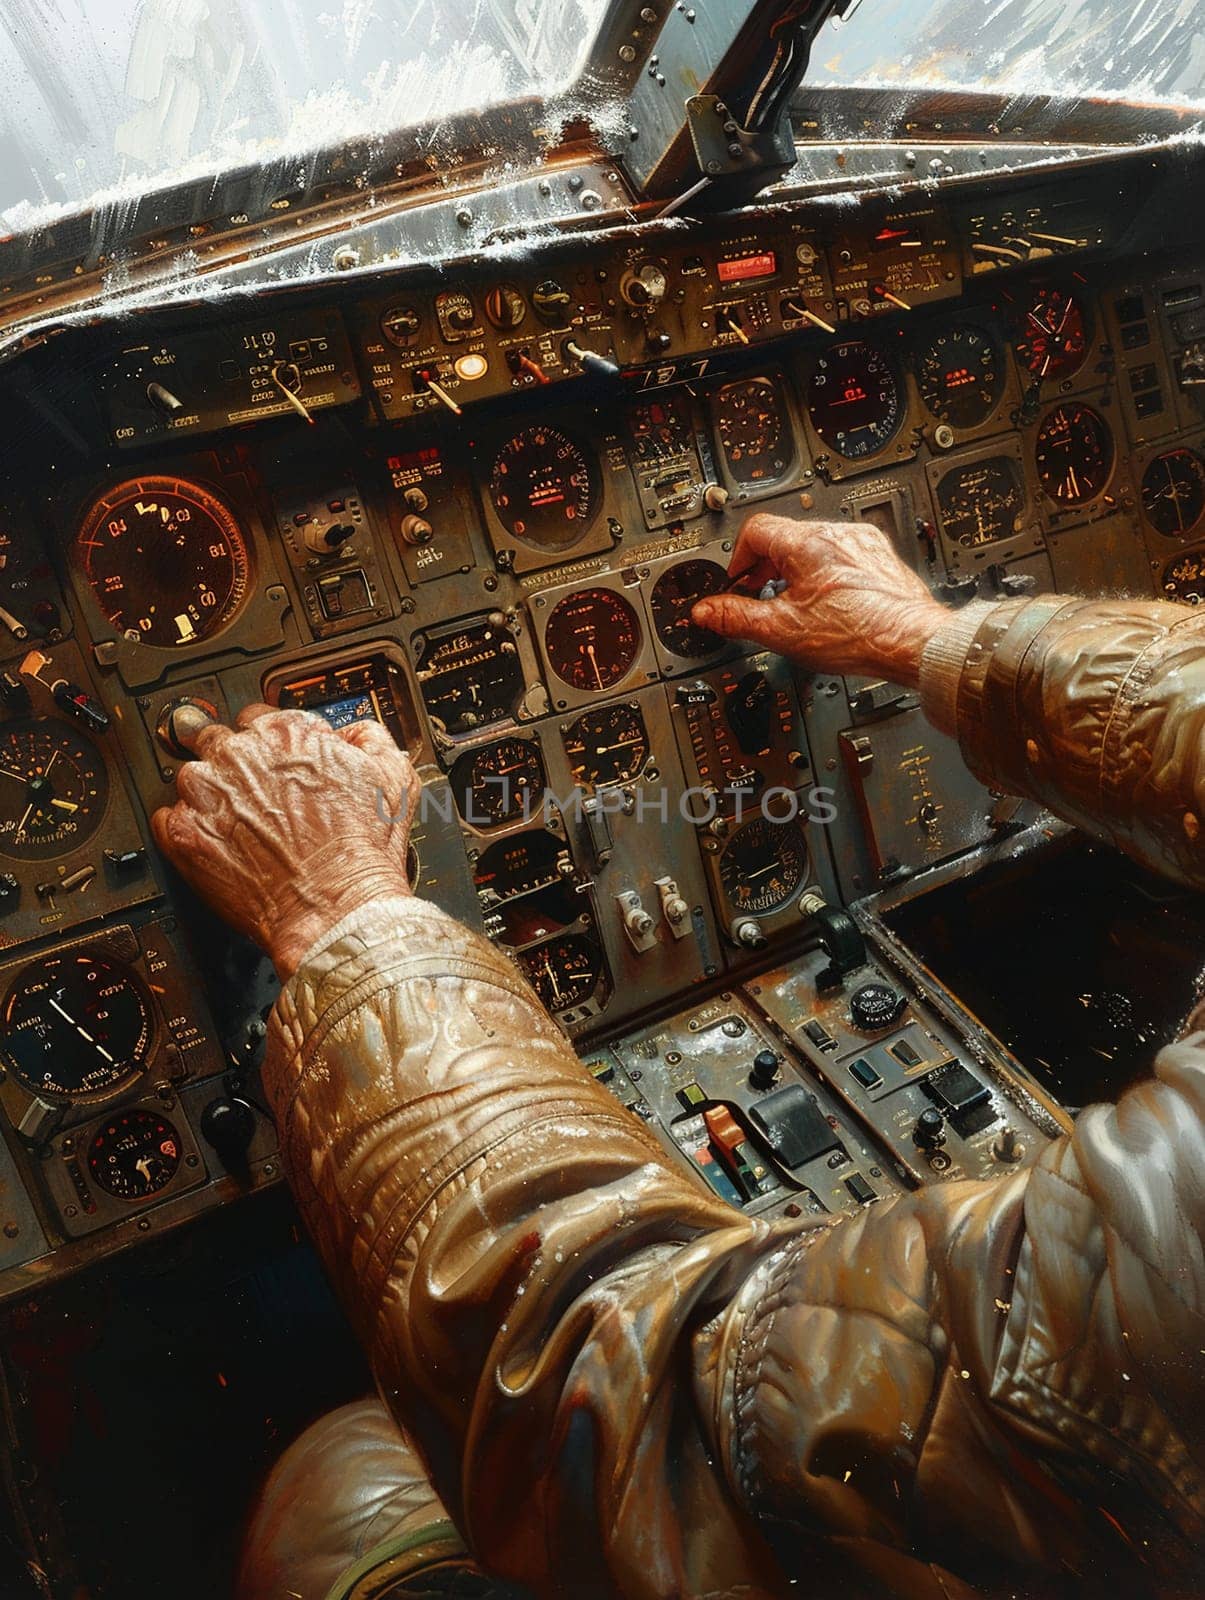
[489,427,600,549]
[628,395,693,462]
[1141,449,1205,538]
[916,325,1004,429]
[1162,550,1205,604]
[0,719,109,860]
[650,560,727,658]
[77,477,251,648]
[935,456,1027,548]
[519,934,603,1013]
[87,1109,181,1201]
[415,618,524,736]
[1,951,152,1101]
[474,830,565,901]
[806,342,903,460]
[483,284,527,330]
[1015,286,1088,381]
[452,738,545,827]
[543,588,641,693]
[564,703,650,789]
[712,376,793,486]
[719,816,808,916]
[1034,404,1114,507]
[380,305,422,345]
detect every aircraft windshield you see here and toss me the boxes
[0,0,608,226]
[808,0,1205,107]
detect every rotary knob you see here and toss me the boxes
[913,1107,946,1149]
[749,1049,780,1090]
[849,981,905,1031]
[621,261,669,308]
[156,698,220,760]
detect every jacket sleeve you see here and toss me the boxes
[265,894,1205,1599]
[918,595,1205,889]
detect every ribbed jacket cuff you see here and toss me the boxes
[918,601,998,738]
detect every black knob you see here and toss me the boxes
[914,1107,946,1149]
[726,670,773,755]
[200,1096,256,1174]
[849,981,905,1031]
[750,1049,779,1090]
[33,599,62,636]
[646,329,672,351]
[52,682,110,734]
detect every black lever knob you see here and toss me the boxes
[52,682,110,734]
[750,1049,780,1090]
[200,1096,256,1175]
[914,1107,946,1149]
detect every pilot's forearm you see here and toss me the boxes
[917,596,1205,889]
[262,892,789,1594]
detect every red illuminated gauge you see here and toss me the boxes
[543,588,641,692]
[563,703,650,789]
[1015,286,1088,381]
[519,934,603,1013]
[1034,404,1114,507]
[628,394,694,461]
[650,560,727,658]
[451,738,545,827]
[1141,449,1205,538]
[1,951,151,1101]
[806,342,902,459]
[719,816,808,915]
[1162,550,1205,604]
[88,1108,181,1201]
[77,477,251,648]
[711,376,794,486]
[915,325,1004,429]
[489,426,600,549]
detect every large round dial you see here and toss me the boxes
[415,619,524,736]
[1162,550,1205,604]
[451,738,545,827]
[519,934,602,1012]
[719,816,808,915]
[1,951,152,1101]
[88,1109,181,1201]
[543,589,641,692]
[806,342,903,459]
[1015,286,1088,381]
[916,325,1004,429]
[489,427,600,549]
[650,560,727,658]
[1141,449,1205,538]
[563,703,650,789]
[712,377,794,487]
[1034,404,1114,507]
[0,719,108,860]
[77,477,251,648]
[935,456,1027,548]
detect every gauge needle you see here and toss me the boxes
[48,995,116,1063]
[542,954,563,1006]
[51,798,78,813]
[135,1157,154,1184]
[585,642,604,691]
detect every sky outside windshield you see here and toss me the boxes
[2,0,1202,227]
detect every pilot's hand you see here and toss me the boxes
[151,706,420,980]
[691,514,950,685]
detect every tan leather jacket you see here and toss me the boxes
[257,597,1205,1598]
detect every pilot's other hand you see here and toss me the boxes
[692,514,950,684]
[151,706,420,979]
